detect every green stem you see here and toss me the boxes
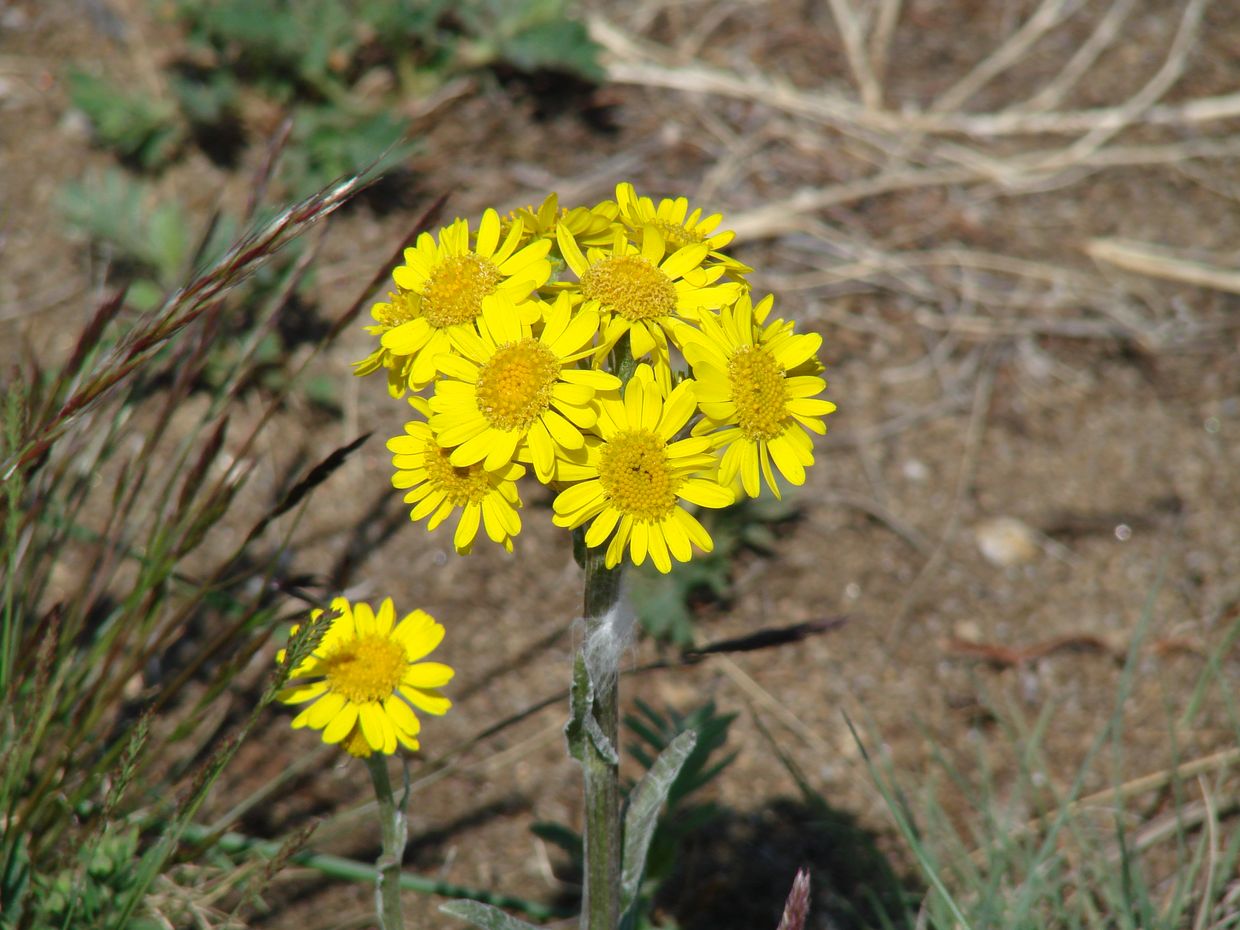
[365,754,407,930]
[580,551,624,930]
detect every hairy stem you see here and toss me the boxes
[580,550,624,930]
[365,754,407,930]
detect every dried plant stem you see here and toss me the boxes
[580,551,623,930]
[365,755,407,930]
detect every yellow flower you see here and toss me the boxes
[428,292,619,481]
[506,192,619,250]
[388,398,525,553]
[353,345,417,400]
[557,224,743,386]
[680,294,836,499]
[357,210,552,392]
[552,367,734,573]
[277,597,453,756]
[614,182,751,275]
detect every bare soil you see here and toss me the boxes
[3,1,1239,928]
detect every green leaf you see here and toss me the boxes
[67,70,185,169]
[59,169,198,293]
[149,201,190,280]
[127,280,166,313]
[529,821,582,861]
[499,18,603,80]
[441,899,541,930]
[630,495,802,646]
[620,730,698,920]
[563,652,619,766]
[564,652,592,764]
[280,105,417,201]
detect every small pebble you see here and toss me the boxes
[975,516,1040,567]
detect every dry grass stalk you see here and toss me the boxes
[1086,238,1240,295]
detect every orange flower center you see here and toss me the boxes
[475,339,560,432]
[323,635,407,704]
[581,255,678,322]
[597,429,678,521]
[422,255,503,328]
[424,443,498,505]
[728,345,790,441]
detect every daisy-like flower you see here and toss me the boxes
[680,293,836,499]
[552,367,735,573]
[429,293,619,481]
[557,224,744,385]
[505,192,619,250]
[358,210,553,392]
[389,398,525,553]
[277,597,453,756]
[614,182,750,274]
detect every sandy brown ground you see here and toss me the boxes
[3,1,1239,928]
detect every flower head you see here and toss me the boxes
[681,294,836,498]
[389,398,525,553]
[429,292,619,481]
[614,182,750,275]
[506,192,619,251]
[357,210,552,392]
[557,225,743,386]
[552,367,734,572]
[277,597,453,756]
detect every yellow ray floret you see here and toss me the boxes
[355,209,552,392]
[276,597,454,756]
[679,293,836,499]
[552,367,734,573]
[428,292,619,481]
[388,398,525,554]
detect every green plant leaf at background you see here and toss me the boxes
[282,105,416,201]
[58,169,237,310]
[498,18,603,80]
[629,494,802,647]
[68,70,186,170]
[59,170,189,308]
[455,0,602,80]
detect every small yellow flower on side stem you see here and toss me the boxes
[552,367,735,573]
[277,597,454,756]
[680,293,836,498]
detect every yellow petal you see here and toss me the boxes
[403,662,455,688]
[322,702,358,744]
[400,686,452,716]
[384,696,422,736]
[358,702,387,751]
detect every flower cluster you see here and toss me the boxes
[357,184,835,573]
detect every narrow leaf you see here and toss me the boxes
[241,432,370,544]
[564,653,592,764]
[440,899,540,930]
[564,653,619,765]
[620,729,698,917]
